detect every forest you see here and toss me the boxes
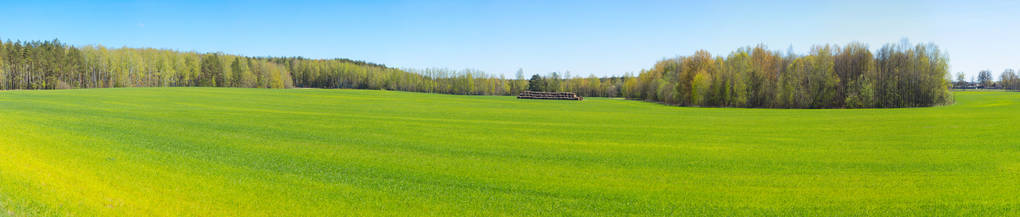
[0,39,965,108]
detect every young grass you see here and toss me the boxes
[0,88,1017,216]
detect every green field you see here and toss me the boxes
[0,88,1017,216]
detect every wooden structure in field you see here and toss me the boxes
[517,91,583,101]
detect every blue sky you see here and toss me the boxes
[1,0,1017,79]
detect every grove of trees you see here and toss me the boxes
[1,38,956,108]
[620,41,954,108]
[1001,69,1019,90]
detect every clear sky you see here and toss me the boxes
[1,0,1017,79]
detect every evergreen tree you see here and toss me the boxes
[200,54,223,87]
[528,74,545,91]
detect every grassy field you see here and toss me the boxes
[0,88,1017,216]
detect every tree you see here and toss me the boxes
[845,75,875,108]
[231,57,253,87]
[1001,69,1018,90]
[691,70,712,105]
[547,72,561,92]
[681,50,715,105]
[512,68,526,95]
[200,54,223,87]
[955,72,967,89]
[726,50,751,107]
[465,72,475,94]
[621,74,637,98]
[835,42,873,106]
[977,70,993,88]
[528,74,545,91]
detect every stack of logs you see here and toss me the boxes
[516,91,583,101]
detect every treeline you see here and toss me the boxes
[955,69,1020,90]
[1,39,955,108]
[620,42,953,108]
[0,39,524,94]
[0,39,296,89]
[0,38,623,97]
